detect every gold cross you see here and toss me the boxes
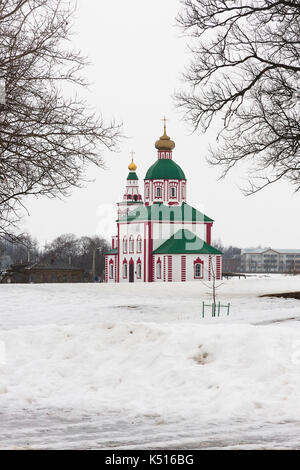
[130,150,135,161]
[161,116,168,130]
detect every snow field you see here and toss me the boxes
[1,273,300,448]
[0,320,300,425]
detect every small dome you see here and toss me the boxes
[128,158,137,171]
[155,123,175,151]
[145,159,186,180]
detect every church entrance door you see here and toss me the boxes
[129,261,134,283]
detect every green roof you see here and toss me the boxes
[127,172,138,180]
[153,230,222,255]
[117,202,213,223]
[104,248,118,255]
[145,159,186,180]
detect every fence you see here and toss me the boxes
[202,301,230,318]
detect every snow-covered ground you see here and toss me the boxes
[0,274,300,449]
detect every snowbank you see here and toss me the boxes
[1,275,300,435]
[1,321,300,425]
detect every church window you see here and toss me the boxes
[194,262,203,279]
[109,261,114,279]
[170,186,176,198]
[156,186,162,198]
[129,235,134,253]
[123,237,128,253]
[123,260,128,279]
[136,259,142,279]
[137,235,142,253]
[157,259,162,279]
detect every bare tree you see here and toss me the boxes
[202,261,224,315]
[42,233,109,278]
[0,231,39,264]
[0,0,121,236]
[43,233,79,262]
[176,0,300,194]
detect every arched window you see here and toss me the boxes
[137,235,142,253]
[170,186,176,198]
[109,260,114,279]
[194,258,204,279]
[195,263,202,278]
[136,259,142,279]
[156,258,162,279]
[129,235,134,253]
[123,259,128,279]
[123,236,128,254]
[145,185,149,198]
[156,186,162,198]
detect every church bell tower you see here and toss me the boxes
[117,153,143,219]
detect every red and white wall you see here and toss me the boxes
[152,254,222,282]
[109,220,220,283]
[144,179,186,206]
[105,254,118,283]
[117,222,146,283]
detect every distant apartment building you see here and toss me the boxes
[241,248,300,273]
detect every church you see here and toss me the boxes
[104,120,222,283]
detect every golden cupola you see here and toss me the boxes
[155,119,175,151]
[127,152,139,181]
[128,157,137,172]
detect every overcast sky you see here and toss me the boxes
[21,0,300,249]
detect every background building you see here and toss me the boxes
[241,248,300,273]
[1,260,84,283]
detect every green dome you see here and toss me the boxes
[145,159,186,180]
[127,172,138,180]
